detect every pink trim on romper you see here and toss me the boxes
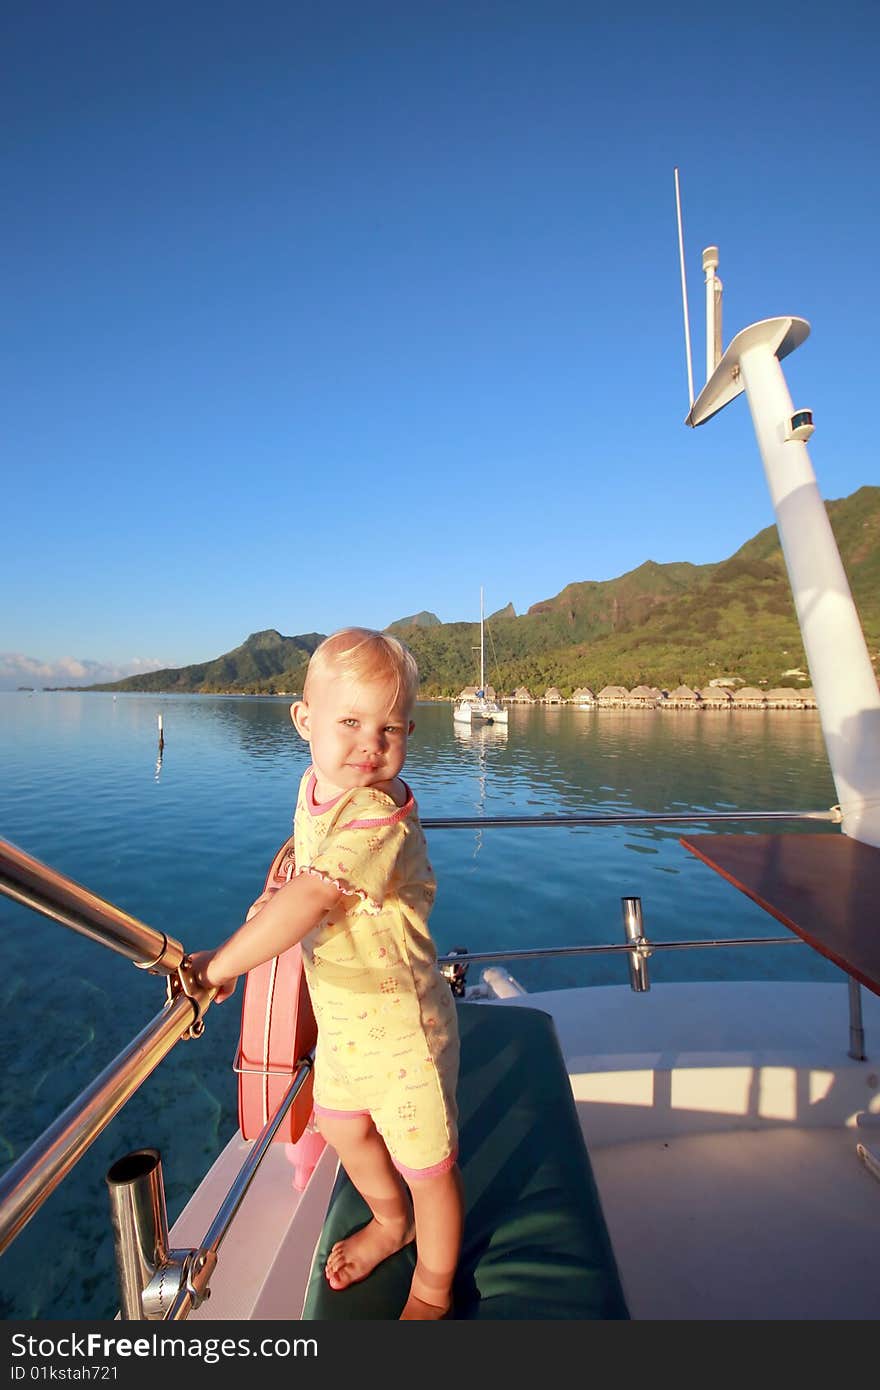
[314,1104,457,1180]
[313,1103,372,1120]
[392,1149,459,1181]
[294,863,383,913]
[306,774,344,816]
[306,770,415,826]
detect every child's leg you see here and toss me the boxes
[400,1163,464,1320]
[316,1112,414,1291]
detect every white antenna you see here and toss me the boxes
[702,244,722,380]
[673,168,695,410]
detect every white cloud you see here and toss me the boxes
[0,653,167,690]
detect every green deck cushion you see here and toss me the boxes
[302,1001,629,1320]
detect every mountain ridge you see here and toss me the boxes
[82,486,880,697]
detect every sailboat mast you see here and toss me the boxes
[480,587,485,691]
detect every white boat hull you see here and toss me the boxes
[453,700,508,724]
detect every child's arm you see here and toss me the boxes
[245,889,279,921]
[188,872,342,1002]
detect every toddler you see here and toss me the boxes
[190,628,463,1319]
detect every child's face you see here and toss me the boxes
[291,669,415,800]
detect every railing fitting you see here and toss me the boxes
[106,1149,191,1319]
[622,897,652,992]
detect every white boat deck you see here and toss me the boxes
[594,1125,880,1319]
[172,980,880,1320]
[503,982,880,1319]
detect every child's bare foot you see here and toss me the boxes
[325,1217,414,1291]
[399,1292,452,1320]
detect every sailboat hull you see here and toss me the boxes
[453,700,508,724]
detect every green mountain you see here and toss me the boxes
[84,487,880,697]
[387,611,443,631]
[86,629,325,695]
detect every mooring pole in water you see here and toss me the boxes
[157,714,164,752]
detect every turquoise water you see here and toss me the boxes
[0,692,840,1317]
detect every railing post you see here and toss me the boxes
[106,1149,187,1319]
[621,897,651,992]
[848,977,866,1061]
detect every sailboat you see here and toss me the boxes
[452,588,509,725]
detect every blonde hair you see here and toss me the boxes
[304,628,420,713]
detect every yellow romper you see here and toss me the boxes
[293,768,459,1179]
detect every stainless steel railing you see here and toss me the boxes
[106,1058,313,1319]
[437,935,805,966]
[0,838,213,1255]
[0,991,197,1254]
[422,809,838,829]
[0,837,185,973]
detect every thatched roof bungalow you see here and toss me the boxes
[510,686,534,703]
[628,685,659,706]
[572,686,596,705]
[597,685,630,707]
[697,687,733,707]
[800,687,817,708]
[457,685,478,701]
[665,684,700,708]
[543,686,565,704]
[765,687,803,708]
[732,686,766,708]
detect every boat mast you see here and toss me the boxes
[677,183,880,847]
[480,586,485,692]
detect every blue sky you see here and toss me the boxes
[2,0,877,687]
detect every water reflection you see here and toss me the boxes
[33,694,831,820]
[452,719,509,856]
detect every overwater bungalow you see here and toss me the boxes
[597,685,630,707]
[571,686,596,706]
[800,687,817,708]
[510,686,535,703]
[696,686,733,708]
[543,686,565,704]
[664,684,701,708]
[627,685,659,707]
[765,687,804,709]
[732,686,767,708]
